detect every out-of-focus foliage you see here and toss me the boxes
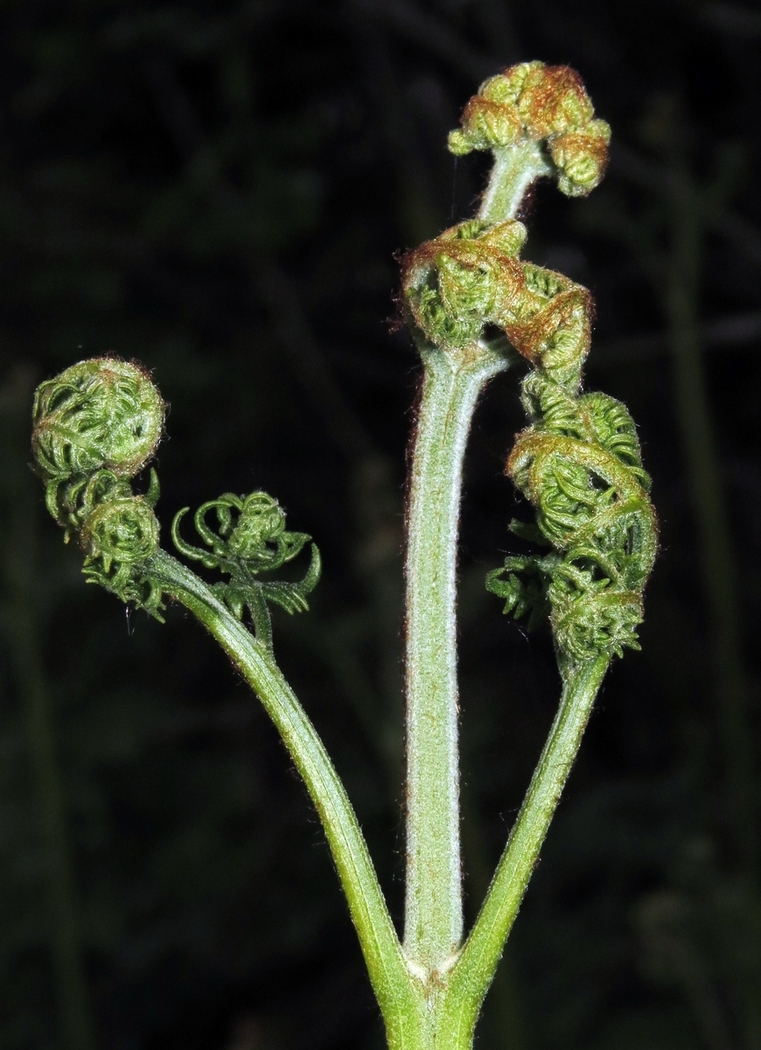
[0,2,760,1048]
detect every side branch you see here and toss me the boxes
[149,550,416,1029]
[448,655,610,1022]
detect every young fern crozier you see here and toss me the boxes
[31,63,655,1050]
[485,263,658,668]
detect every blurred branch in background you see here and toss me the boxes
[661,129,757,878]
[613,95,758,874]
[581,83,761,1048]
[595,309,761,366]
[0,369,96,1050]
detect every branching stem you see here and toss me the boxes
[148,550,418,1037]
[448,655,610,1030]
[30,62,645,1050]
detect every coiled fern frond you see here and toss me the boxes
[172,492,321,649]
[400,61,656,668]
[30,357,320,637]
[487,264,658,666]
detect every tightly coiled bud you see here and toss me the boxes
[77,492,162,614]
[448,61,610,198]
[46,468,137,536]
[32,358,166,618]
[81,496,160,572]
[401,219,527,349]
[32,358,164,481]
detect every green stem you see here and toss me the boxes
[403,129,551,981]
[448,655,610,1031]
[148,551,417,1038]
[403,343,510,973]
[478,141,550,224]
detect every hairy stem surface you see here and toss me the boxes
[403,343,510,973]
[403,103,562,979]
[478,140,550,224]
[449,655,610,1027]
[149,551,418,1038]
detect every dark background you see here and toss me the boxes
[1,1,760,1048]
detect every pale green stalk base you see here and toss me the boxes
[402,120,552,981]
[394,657,609,1050]
[404,341,510,974]
[151,547,609,1050]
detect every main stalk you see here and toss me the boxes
[403,343,508,974]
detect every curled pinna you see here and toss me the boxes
[80,494,163,616]
[448,61,611,198]
[487,261,657,665]
[401,219,527,350]
[172,492,321,649]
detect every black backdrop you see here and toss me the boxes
[1,2,760,1048]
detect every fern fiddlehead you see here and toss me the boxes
[29,61,658,1050]
[485,260,658,666]
[397,62,658,1041]
[29,359,414,1040]
[31,357,320,635]
[448,60,611,222]
[402,60,656,667]
[172,492,320,650]
[31,358,166,615]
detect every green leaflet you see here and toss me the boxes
[171,492,321,650]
